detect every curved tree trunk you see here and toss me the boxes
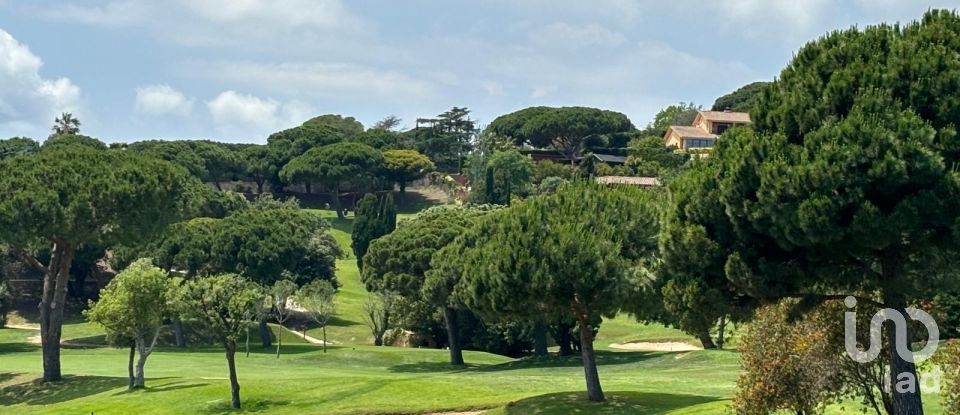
[443,307,464,365]
[276,325,282,358]
[577,316,604,402]
[225,342,241,409]
[259,318,272,348]
[533,321,548,357]
[696,330,717,350]
[322,326,327,353]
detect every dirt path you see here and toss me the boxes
[608,341,701,352]
[280,324,328,345]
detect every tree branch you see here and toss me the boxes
[10,246,46,275]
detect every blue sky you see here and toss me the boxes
[1,0,958,143]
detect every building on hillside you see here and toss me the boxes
[663,110,751,150]
[518,149,627,165]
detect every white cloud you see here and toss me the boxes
[43,0,368,50]
[703,0,832,42]
[0,29,80,137]
[134,84,194,116]
[185,61,437,101]
[529,22,626,49]
[206,90,313,142]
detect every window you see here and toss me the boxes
[713,122,732,134]
[684,139,715,148]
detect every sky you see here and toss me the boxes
[1,0,959,144]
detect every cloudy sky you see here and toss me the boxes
[0,1,957,143]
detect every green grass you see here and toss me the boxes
[0,204,946,414]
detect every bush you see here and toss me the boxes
[934,340,960,414]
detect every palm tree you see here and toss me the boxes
[51,112,81,136]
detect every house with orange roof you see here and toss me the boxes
[663,110,751,150]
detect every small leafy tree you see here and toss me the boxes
[934,340,960,414]
[734,300,844,415]
[177,274,263,409]
[270,279,298,358]
[363,292,396,346]
[296,280,337,353]
[85,259,177,389]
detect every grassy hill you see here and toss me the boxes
[0,200,946,414]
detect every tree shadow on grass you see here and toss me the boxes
[478,351,659,372]
[388,351,660,374]
[387,361,481,374]
[0,342,40,354]
[156,344,326,356]
[205,398,292,414]
[497,391,723,414]
[0,375,126,406]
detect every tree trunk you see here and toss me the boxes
[133,327,160,388]
[258,318,272,348]
[134,340,147,388]
[577,316,604,402]
[884,290,924,414]
[214,181,222,191]
[256,180,264,194]
[322,326,327,353]
[245,325,250,357]
[332,184,344,219]
[173,319,187,348]
[533,321,548,357]
[716,315,726,350]
[697,330,716,350]
[557,321,574,356]
[39,242,74,382]
[276,324,282,358]
[225,342,241,409]
[443,307,464,365]
[305,182,313,194]
[127,345,136,390]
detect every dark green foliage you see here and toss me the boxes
[0,145,198,381]
[196,188,250,219]
[280,142,384,218]
[352,193,397,270]
[711,11,960,412]
[532,160,578,184]
[127,140,245,188]
[658,161,750,348]
[473,149,534,204]
[42,134,107,150]
[449,182,659,400]
[381,149,435,194]
[349,129,412,150]
[625,136,690,177]
[642,103,700,136]
[408,107,477,172]
[0,137,39,159]
[488,106,634,164]
[363,205,496,364]
[176,274,263,409]
[711,82,770,112]
[213,208,343,287]
[239,144,282,193]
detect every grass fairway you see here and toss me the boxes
[0,206,946,414]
